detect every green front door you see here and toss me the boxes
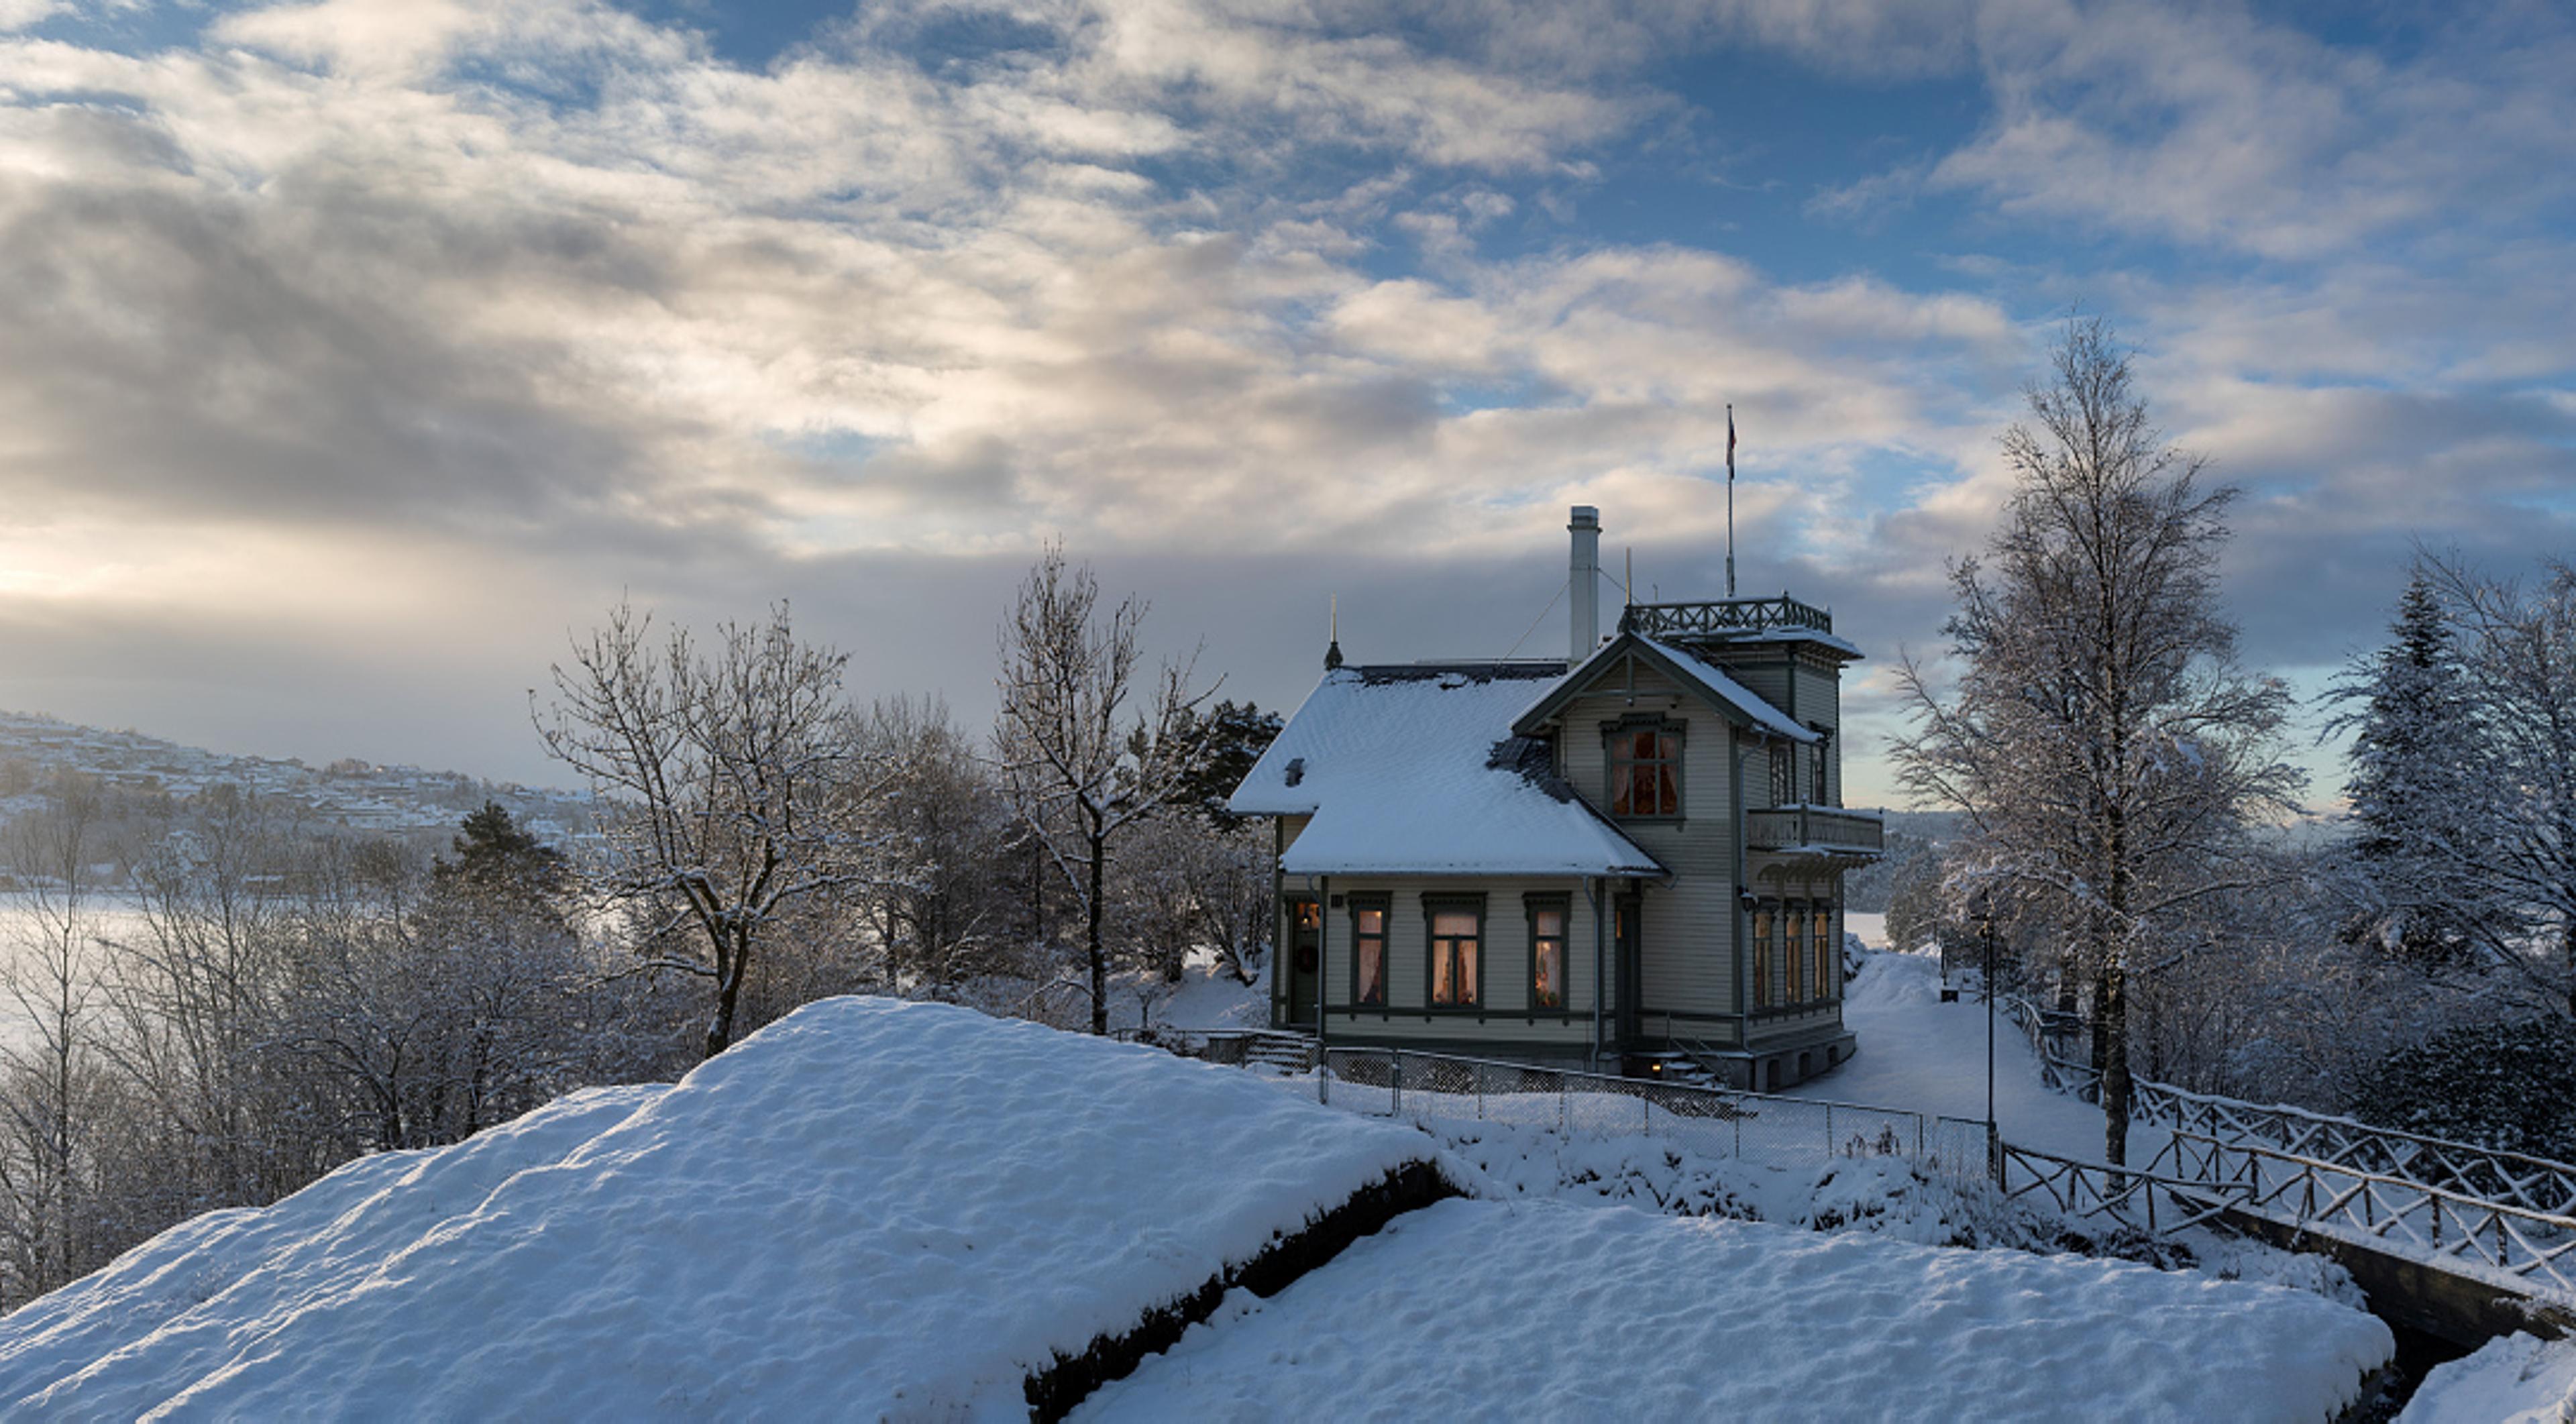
[1287,899,1321,1030]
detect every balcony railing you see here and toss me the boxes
[1746,805,1884,857]
[1620,596,1833,641]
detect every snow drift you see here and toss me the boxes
[0,997,1434,1419]
[1079,1198,2398,1421]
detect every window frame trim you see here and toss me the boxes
[1421,892,1488,1010]
[1523,891,1572,1020]
[1599,714,1687,822]
[1347,893,1392,1009]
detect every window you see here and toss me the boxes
[1751,902,1773,1009]
[1351,899,1387,1006]
[1785,903,1808,1003]
[1768,745,1792,807]
[1809,733,1831,804]
[1527,897,1568,1010]
[1608,725,1681,817]
[1427,899,1483,1006]
[1812,904,1833,1001]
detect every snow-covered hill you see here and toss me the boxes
[0,998,1428,1419]
[0,993,2402,1419]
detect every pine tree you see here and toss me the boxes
[2329,569,2483,964]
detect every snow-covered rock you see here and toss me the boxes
[0,997,1432,1419]
[1079,1198,2398,1422]
[2401,1331,2576,1423]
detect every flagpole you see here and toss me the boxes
[1725,404,1737,599]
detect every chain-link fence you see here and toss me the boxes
[1318,1046,1994,1184]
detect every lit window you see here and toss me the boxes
[1429,906,1481,1006]
[1352,902,1387,1006]
[1813,906,1833,1000]
[1752,903,1773,1009]
[1530,902,1566,1009]
[1609,726,1680,817]
[1785,904,1808,1003]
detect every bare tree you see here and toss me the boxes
[1890,318,2302,1166]
[0,783,110,1303]
[537,602,889,1058]
[996,545,1214,1035]
[2426,556,2576,1016]
[855,696,1016,994]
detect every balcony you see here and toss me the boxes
[1745,805,1884,859]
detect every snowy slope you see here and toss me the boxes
[1792,947,2164,1163]
[0,997,1432,1420]
[1077,1199,2396,1422]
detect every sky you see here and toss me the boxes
[0,0,2571,808]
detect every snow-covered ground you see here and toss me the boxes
[1077,1197,2394,1421]
[1104,951,1271,1035]
[0,997,1430,1419]
[1799,930,2166,1165]
[2401,1331,2576,1421]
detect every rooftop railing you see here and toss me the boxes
[1619,595,1833,640]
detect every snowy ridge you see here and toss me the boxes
[0,998,1432,1419]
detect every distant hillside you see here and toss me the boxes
[0,710,593,855]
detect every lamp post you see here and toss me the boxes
[1979,892,2000,1184]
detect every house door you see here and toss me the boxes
[1615,893,1642,1046]
[1287,899,1322,1030]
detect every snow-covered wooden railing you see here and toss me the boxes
[1996,1143,2243,1238]
[2157,1131,2576,1300]
[1315,1046,1994,1184]
[1996,993,2099,1099]
[2132,1083,2576,1219]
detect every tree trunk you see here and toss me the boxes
[2100,959,2131,1168]
[1088,824,1108,1036]
[706,930,747,1058]
[2564,918,2576,1020]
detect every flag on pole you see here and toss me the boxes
[1727,405,1736,478]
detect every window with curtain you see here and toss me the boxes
[1429,906,1481,1006]
[1353,902,1387,1006]
[1529,901,1566,1009]
[1607,724,1680,817]
[1785,903,1808,1003]
[1812,906,1833,1000]
[1752,903,1773,1009]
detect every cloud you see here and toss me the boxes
[0,0,2567,814]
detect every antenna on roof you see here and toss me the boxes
[1725,403,1738,599]
[1625,549,1633,607]
[1324,595,1343,671]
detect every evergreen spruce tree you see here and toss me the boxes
[2330,570,2483,964]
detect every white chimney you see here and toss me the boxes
[1568,506,1600,667]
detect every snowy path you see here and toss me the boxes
[1794,934,2168,1168]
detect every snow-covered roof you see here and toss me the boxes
[1230,664,1665,878]
[1511,635,1819,744]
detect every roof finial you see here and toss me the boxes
[1325,594,1344,670]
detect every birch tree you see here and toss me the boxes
[1890,318,2302,1166]
[537,602,888,1058]
[996,545,1213,1035]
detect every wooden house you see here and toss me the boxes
[1226,507,1883,1089]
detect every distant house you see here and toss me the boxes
[1227,508,1883,1090]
